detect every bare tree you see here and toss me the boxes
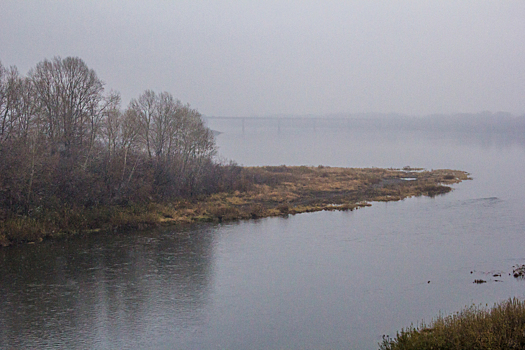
[1,57,233,228]
[0,64,27,144]
[0,61,8,142]
[153,92,181,160]
[129,90,156,159]
[29,56,105,160]
[101,91,122,158]
[176,104,216,168]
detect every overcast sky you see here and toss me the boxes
[1,1,524,117]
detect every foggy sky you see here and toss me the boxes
[1,1,524,117]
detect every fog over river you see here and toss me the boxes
[1,117,525,349]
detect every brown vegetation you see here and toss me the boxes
[0,56,470,247]
[0,57,240,246]
[188,165,469,221]
[380,298,525,350]
[0,164,469,246]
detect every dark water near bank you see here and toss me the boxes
[2,118,525,349]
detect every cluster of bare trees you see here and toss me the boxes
[0,56,237,217]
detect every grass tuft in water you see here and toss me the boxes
[513,265,525,278]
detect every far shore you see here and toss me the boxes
[0,166,470,247]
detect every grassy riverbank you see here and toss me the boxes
[380,298,525,350]
[0,166,469,246]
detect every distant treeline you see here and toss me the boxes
[331,111,525,133]
[207,112,525,134]
[0,56,242,220]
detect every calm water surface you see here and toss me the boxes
[1,118,525,349]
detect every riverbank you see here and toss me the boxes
[379,298,525,350]
[0,166,470,246]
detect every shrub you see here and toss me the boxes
[379,298,525,350]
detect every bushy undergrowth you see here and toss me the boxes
[380,298,525,350]
[0,56,252,245]
[0,165,468,246]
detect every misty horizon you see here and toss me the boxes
[1,1,524,117]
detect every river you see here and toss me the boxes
[1,117,525,349]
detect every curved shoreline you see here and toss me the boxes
[0,166,470,247]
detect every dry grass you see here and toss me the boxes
[0,166,470,246]
[380,298,525,350]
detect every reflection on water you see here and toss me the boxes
[2,119,525,349]
[0,225,215,349]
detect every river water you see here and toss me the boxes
[1,117,525,349]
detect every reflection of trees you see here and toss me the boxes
[0,224,215,348]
